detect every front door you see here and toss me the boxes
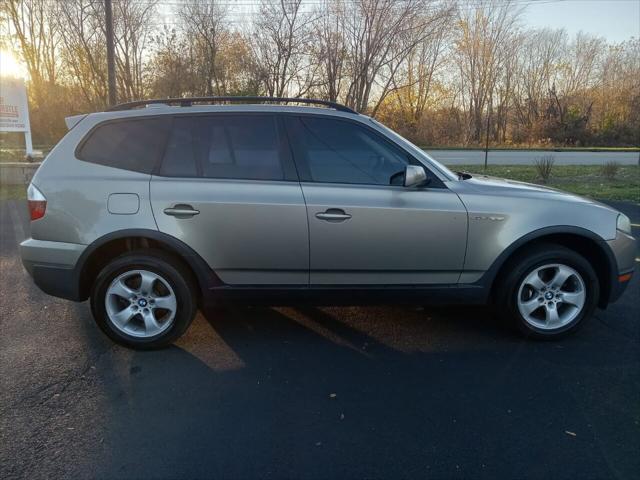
[151,114,308,285]
[285,115,467,285]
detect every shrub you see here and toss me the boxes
[600,160,620,180]
[534,155,555,183]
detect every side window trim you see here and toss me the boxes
[281,115,313,182]
[155,115,201,178]
[155,112,299,182]
[283,113,445,189]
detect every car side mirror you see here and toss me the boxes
[404,165,429,188]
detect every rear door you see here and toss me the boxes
[151,114,309,285]
[285,115,467,285]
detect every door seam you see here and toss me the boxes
[279,114,311,286]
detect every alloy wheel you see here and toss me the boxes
[105,269,177,338]
[517,263,587,330]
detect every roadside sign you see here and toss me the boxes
[0,77,33,156]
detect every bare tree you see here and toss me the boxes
[2,0,60,97]
[54,0,156,106]
[595,38,640,142]
[545,32,605,143]
[112,0,157,101]
[389,9,452,123]
[252,0,318,97]
[150,4,259,99]
[1,0,69,142]
[454,0,521,143]
[179,0,228,96]
[148,26,195,98]
[340,0,454,114]
[55,0,109,108]
[313,0,348,102]
[511,28,565,141]
[492,29,520,143]
[556,32,604,97]
[214,31,262,96]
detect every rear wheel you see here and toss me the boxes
[497,244,599,339]
[90,250,197,349]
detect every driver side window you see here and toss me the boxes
[287,116,410,186]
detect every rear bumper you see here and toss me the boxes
[606,231,636,304]
[20,238,85,301]
[27,263,82,301]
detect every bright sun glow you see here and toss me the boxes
[0,50,27,79]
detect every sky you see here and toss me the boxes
[523,0,640,43]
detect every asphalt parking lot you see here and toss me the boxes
[1,199,638,480]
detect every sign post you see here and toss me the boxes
[0,77,34,159]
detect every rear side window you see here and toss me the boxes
[160,115,285,181]
[77,117,170,174]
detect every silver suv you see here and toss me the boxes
[20,97,636,349]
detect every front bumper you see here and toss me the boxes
[20,238,86,301]
[606,230,636,304]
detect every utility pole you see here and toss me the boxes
[484,100,491,171]
[105,0,117,106]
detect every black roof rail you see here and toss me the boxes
[105,96,357,114]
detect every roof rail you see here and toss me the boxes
[105,96,357,114]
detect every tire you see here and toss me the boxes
[90,249,198,349]
[495,243,599,339]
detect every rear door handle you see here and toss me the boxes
[163,204,200,218]
[315,209,352,222]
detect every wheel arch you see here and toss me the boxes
[483,226,617,308]
[75,229,221,301]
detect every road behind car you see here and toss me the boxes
[427,149,640,165]
[1,199,638,480]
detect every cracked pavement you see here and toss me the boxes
[1,198,638,479]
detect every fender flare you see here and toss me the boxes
[75,229,221,300]
[476,225,617,304]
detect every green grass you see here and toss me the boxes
[451,164,640,203]
[0,147,51,162]
[0,185,27,200]
[0,149,29,162]
[425,146,640,152]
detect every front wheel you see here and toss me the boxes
[497,244,599,339]
[90,250,197,349]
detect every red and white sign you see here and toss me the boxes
[0,77,30,132]
[0,77,33,155]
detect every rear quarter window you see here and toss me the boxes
[77,117,170,174]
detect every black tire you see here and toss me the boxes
[90,249,198,349]
[495,243,599,339]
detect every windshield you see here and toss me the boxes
[368,117,458,182]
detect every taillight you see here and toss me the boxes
[27,183,47,221]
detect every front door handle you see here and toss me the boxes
[163,204,200,218]
[315,209,352,222]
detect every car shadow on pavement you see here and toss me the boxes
[89,302,636,479]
